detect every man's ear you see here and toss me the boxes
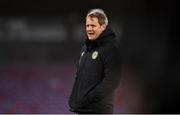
[101,24,107,30]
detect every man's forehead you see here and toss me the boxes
[86,16,98,22]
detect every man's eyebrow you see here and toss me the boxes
[86,24,95,26]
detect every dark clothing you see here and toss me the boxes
[69,26,121,114]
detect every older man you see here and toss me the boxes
[69,8,121,114]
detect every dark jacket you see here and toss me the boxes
[68,25,121,114]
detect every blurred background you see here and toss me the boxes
[0,0,178,113]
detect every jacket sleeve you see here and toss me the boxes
[86,45,121,103]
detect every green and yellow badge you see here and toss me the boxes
[92,51,98,59]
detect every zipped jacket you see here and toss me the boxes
[69,26,121,113]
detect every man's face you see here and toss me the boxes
[86,16,106,41]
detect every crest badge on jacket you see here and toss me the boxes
[92,51,98,59]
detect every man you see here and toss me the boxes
[69,8,121,114]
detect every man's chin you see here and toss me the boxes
[88,37,96,41]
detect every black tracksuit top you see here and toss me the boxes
[69,26,121,114]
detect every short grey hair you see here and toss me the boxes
[86,8,108,26]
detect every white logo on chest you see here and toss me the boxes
[92,51,98,59]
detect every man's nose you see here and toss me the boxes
[87,26,92,31]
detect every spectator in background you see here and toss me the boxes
[68,8,121,114]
